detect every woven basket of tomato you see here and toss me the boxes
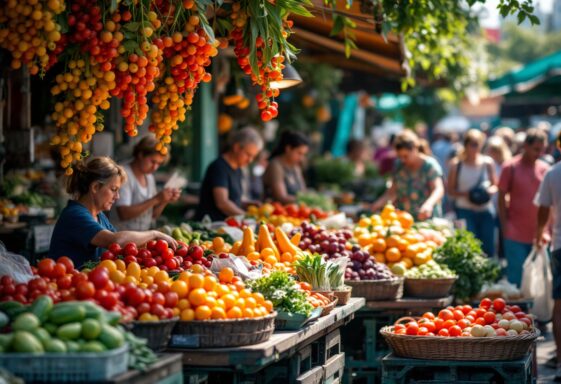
[125,317,179,352]
[380,298,539,361]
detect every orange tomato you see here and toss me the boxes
[188,288,207,306]
[180,308,195,321]
[385,235,401,249]
[227,306,243,319]
[171,280,189,298]
[195,305,212,320]
[385,247,401,262]
[203,276,218,292]
[218,267,234,283]
[371,238,387,253]
[211,306,227,319]
[154,270,169,284]
[222,294,236,309]
[189,274,205,289]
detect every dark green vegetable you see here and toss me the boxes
[433,230,500,301]
[123,330,157,372]
[247,271,313,317]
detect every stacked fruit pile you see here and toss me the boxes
[246,202,329,226]
[354,204,448,275]
[392,298,534,337]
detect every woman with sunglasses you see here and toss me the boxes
[372,130,444,220]
[448,129,498,257]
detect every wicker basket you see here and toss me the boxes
[171,312,276,348]
[127,317,178,351]
[333,286,352,305]
[404,277,457,299]
[346,278,403,301]
[380,326,539,361]
[320,297,338,317]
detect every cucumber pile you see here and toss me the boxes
[0,296,124,354]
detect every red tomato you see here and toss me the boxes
[422,312,436,320]
[152,292,165,306]
[442,319,456,329]
[89,267,109,289]
[1,276,13,286]
[448,325,462,337]
[60,289,75,302]
[95,289,108,302]
[438,328,450,337]
[190,246,204,260]
[99,292,119,310]
[475,308,487,318]
[154,240,168,254]
[28,277,47,292]
[405,322,419,335]
[453,310,465,321]
[165,291,179,308]
[519,317,532,327]
[475,317,486,326]
[162,248,175,261]
[461,305,472,314]
[104,280,115,292]
[395,328,406,335]
[37,259,56,278]
[417,327,429,336]
[394,324,406,332]
[137,302,151,314]
[483,312,496,324]
[150,303,166,319]
[123,243,138,257]
[457,319,471,329]
[15,284,28,296]
[157,281,171,294]
[175,246,188,258]
[422,321,436,333]
[510,305,522,313]
[76,282,95,299]
[51,263,67,278]
[125,287,146,307]
[438,309,454,321]
[72,272,88,286]
[57,257,75,272]
[434,318,445,331]
[108,243,122,255]
[101,251,115,261]
[480,298,492,309]
[144,258,157,267]
[57,275,73,290]
[124,255,137,264]
[13,294,27,304]
[137,249,151,260]
[492,298,506,312]
[146,240,157,251]
[165,258,178,270]
[490,322,499,329]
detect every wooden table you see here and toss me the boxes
[173,298,365,381]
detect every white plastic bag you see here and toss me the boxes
[0,242,34,283]
[520,247,554,322]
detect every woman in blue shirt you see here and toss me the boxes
[49,157,177,268]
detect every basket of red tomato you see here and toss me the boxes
[380,298,539,361]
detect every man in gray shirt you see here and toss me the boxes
[535,131,561,381]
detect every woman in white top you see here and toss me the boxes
[111,136,180,230]
[448,129,498,257]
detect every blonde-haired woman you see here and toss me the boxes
[111,136,180,231]
[49,157,177,268]
[448,129,497,256]
[485,135,512,177]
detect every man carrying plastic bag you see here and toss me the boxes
[534,131,561,381]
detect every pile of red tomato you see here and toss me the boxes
[394,298,534,337]
[101,241,212,271]
[0,256,177,322]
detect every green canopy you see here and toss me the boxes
[488,50,561,95]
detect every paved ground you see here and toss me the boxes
[537,323,557,383]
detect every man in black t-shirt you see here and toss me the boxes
[196,128,263,221]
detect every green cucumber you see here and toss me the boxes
[56,322,82,340]
[49,304,86,325]
[98,324,124,350]
[80,340,106,353]
[44,338,67,353]
[12,331,44,353]
[30,295,53,322]
[81,318,101,340]
[12,313,40,332]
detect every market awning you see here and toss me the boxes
[290,0,405,79]
[488,50,561,96]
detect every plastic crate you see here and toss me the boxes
[381,352,534,384]
[0,344,129,382]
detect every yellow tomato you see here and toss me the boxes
[99,260,117,273]
[115,259,126,272]
[126,262,141,280]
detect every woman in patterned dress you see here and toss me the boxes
[372,130,444,220]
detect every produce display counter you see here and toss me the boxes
[342,296,454,384]
[173,298,365,383]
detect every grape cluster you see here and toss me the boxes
[296,223,353,259]
[0,0,65,74]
